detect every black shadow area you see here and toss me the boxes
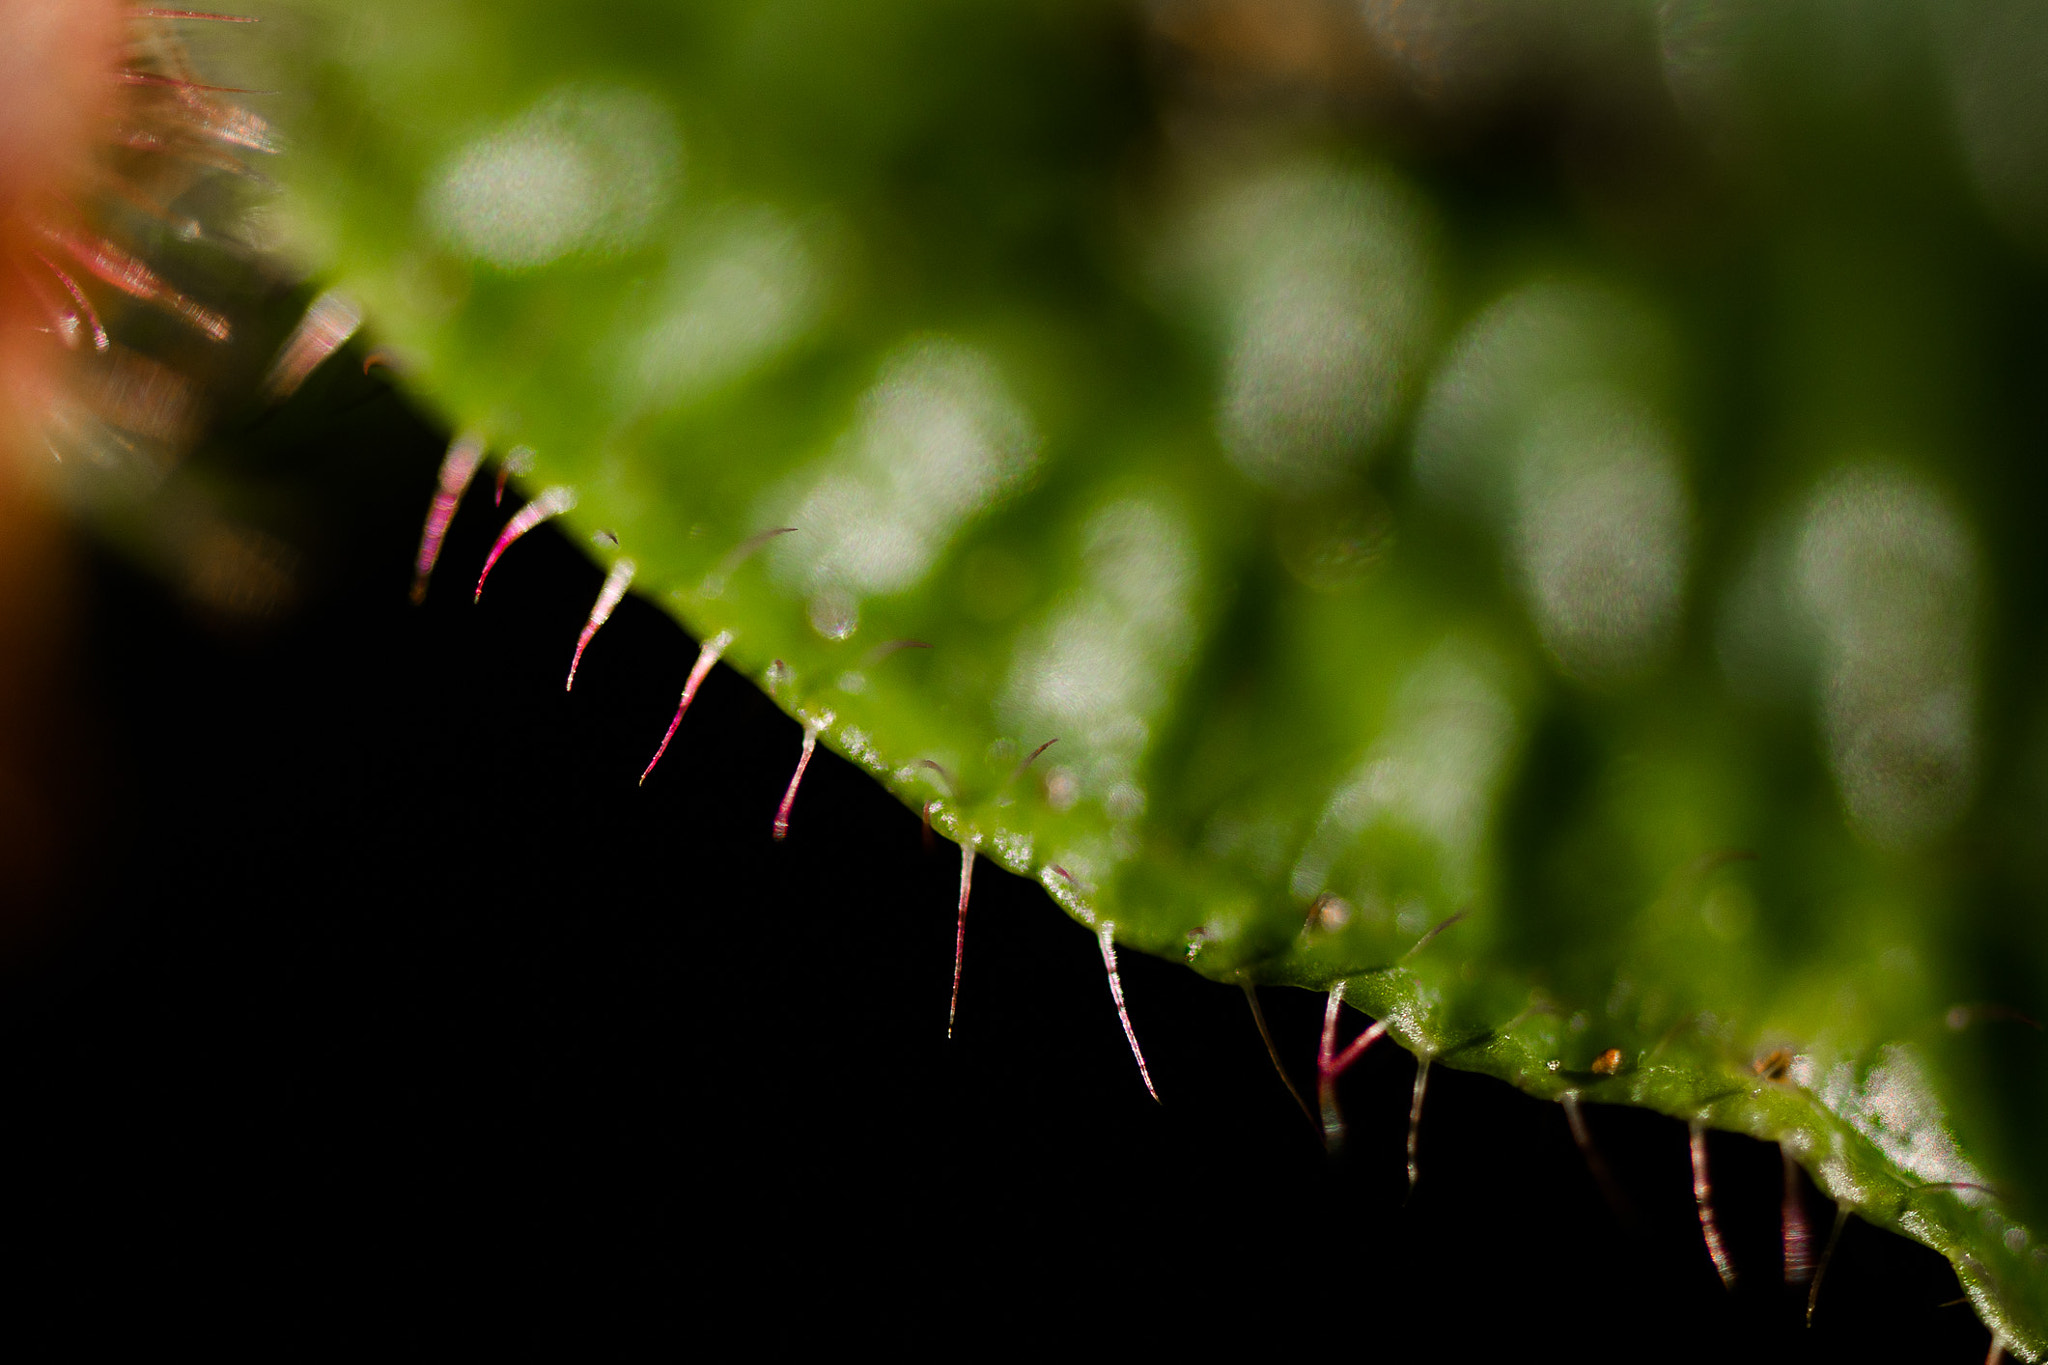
[0,372,1995,1361]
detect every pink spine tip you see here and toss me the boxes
[474,485,576,602]
[948,844,976,1038]
[1407,1056,1432,1194]
[1691,1122,1737,1290]
[566,557,636,691]
[719,525,797,575]
[262,290,359,401]
[1563,1093,1628,1221]
[30,252,108,352]
[865,637,931,664]
[410,435,486,604]
[1807,1207,1849,1327]
[638,632,731,785]
[772,727,818,840]
[1098,925,1160,1103]
[49,227,231,339]
[114,69,272,94]
[1012,737,1058,782]
[1403,908,1468,961]
[494,447,535,506]
[135,8,259,19]
[1316,982,1387,1150]
[1781,1144,1813,1287]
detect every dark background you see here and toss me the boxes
[0,359,1994,1357]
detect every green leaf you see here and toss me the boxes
[250,0,2048,1350]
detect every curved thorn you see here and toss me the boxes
[719,525,797,575]
[135,8,259,20]
[1563,1093,1629,1223]
[947,844,975,1039]
[1098,925,1159,1103]
[702,526,797,595]
[1318,986,1351,1146]
[1326,1011,1387,1077]
[29,252,107,352]
[1316,982,1386,1152]
[409,434,485,604]
[1239,980,1313,1125]
[865,638,931,664]
[162,95,276,156]
[638,631,731,785]
[1010,738,1058,784]
[1946,1003,2044,1032]
[1807,1207,1849,1328]
[1401,908,1467,962]
[47,227,230,339]
[1318,982,1346,1075]
[262,290,359,401]
[1407,1056,1432,1197]
[474,485,576,602]
[772,726,818,841]
[1691,1121,1737,1290]
[1904,1180,2011,1209]
[1782,1145,1814,1286]
[114,70,274,94]
[494,446,534,506]
[566,558,636,691]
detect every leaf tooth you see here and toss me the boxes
[947,842,975,1040]
[1407,1056,1432,1197]
[1808,1207,1851,1327]
[1563,1093,1628,1222]
[1239,980,1313,1125]
[864,638,930,665]
[1400,909,1467,963]
[1692,1120,1738,1290]
[638,631,732,786]
[1008,737,1058,788]
[1097,924,1159,1104]
[1316,981,1388,1153]
[698,526,795,599]
[1782,1145,1814,1287]
[133,9,260,23]
[262,290,359,402]
[772,725,818,841]
[27,251,108,353]
[566,556,636,691]
[473,485,575,602]
[409,433,485,604]
[493,446,534,506]
[46,226,230,339]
